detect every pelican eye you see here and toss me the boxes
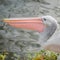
[43,18,46,21]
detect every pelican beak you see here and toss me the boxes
[3,18,45,32]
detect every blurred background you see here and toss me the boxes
[0,0,60,21]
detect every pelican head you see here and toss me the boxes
[42,15,58,27]
[39,15,58,44]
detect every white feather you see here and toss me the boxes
[41,16,59,48]
[40,15,59,45]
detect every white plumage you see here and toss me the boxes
[38,15,58,45]
[41,16,60,53]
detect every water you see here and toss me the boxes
[0,0,60,19]
[0,0,60,60]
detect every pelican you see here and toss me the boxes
[3,15,58,42]
[41,16,60,53]
[0,15,58,52]
[38,15,58,45]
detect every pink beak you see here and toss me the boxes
[4,18,45,32]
